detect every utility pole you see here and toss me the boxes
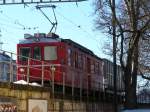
[112,0,117,111]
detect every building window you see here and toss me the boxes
[74,52,78,68]
[83,56,86,70]
[44,46,57,60]
[87,57,91,73]
[19,47,30,61]
[33,46,41,60]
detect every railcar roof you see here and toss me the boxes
[18,33,102,61]
[19,37,61,44]
[62,39,94,55]
[62,39,102,61]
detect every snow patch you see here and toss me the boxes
[14,80,28,85]
[122,109,150,112]
[13,80,41,87]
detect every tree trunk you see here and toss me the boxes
[124,34,139,109]
[124,67,137,109]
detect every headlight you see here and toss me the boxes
[19,68,25,73]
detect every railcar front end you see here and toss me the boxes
[17,33,66,85]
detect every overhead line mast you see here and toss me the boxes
[0,0,86,5]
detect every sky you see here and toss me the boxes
[0,0,108,59]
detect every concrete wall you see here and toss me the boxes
[0,82,113,112]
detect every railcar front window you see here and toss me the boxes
[44,46,57,60]
[33,46,41,60]
[19,47,30,61]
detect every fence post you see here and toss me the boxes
[63,72,65,99]
[9,53,13,82]
[99,82,101,101]
[86,73,89,112]
[51,65,55,97]
[87,74,89,102]
[27,58,30,83]
[41,61,44,86]
[80,72,82,102]
[72,72,74,99]
[71,71,75,112]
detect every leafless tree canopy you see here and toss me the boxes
[94,0,150,108]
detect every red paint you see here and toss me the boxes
[17,33,104,90]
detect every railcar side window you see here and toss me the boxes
[95,62,99,74]
[68,48,71,66]
[78,54,83,69]
[19,47,30,61]
[91,61,95,74]
[44,46,57,60]
[87,57,91,73]
[33,46,41,60]
[74,52,78,68]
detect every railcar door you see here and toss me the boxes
[19,47,31,62]
[30,46,42,81]
[17,46,31,81]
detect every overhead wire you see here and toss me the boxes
[0,7,39,53]
[0,10,39,31]
[0,19,29,47]
[0,22,23,30]
[1,5,103,56]
[0,6,40,53]
[0,10,15,22]
[30,4,101,44]
[74,5,105,55]
[30,4,104,57]
[26,4,90,36]
[76,4,90,17]
[0,10,23,30]
[56,9,103,56]
[0,10,22,25]
[55,8,100,42]
[0,28,18,53]
[76,5,104,43]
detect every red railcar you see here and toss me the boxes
[17,33,104,91]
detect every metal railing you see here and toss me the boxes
[0,49,105,92]
[0,49,126,112]
[0,60,16,82]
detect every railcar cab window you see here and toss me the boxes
[33,46,41,60]
[19,47,30,61]
[44,46,57,60]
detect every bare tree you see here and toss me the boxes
[94,0,150,108]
